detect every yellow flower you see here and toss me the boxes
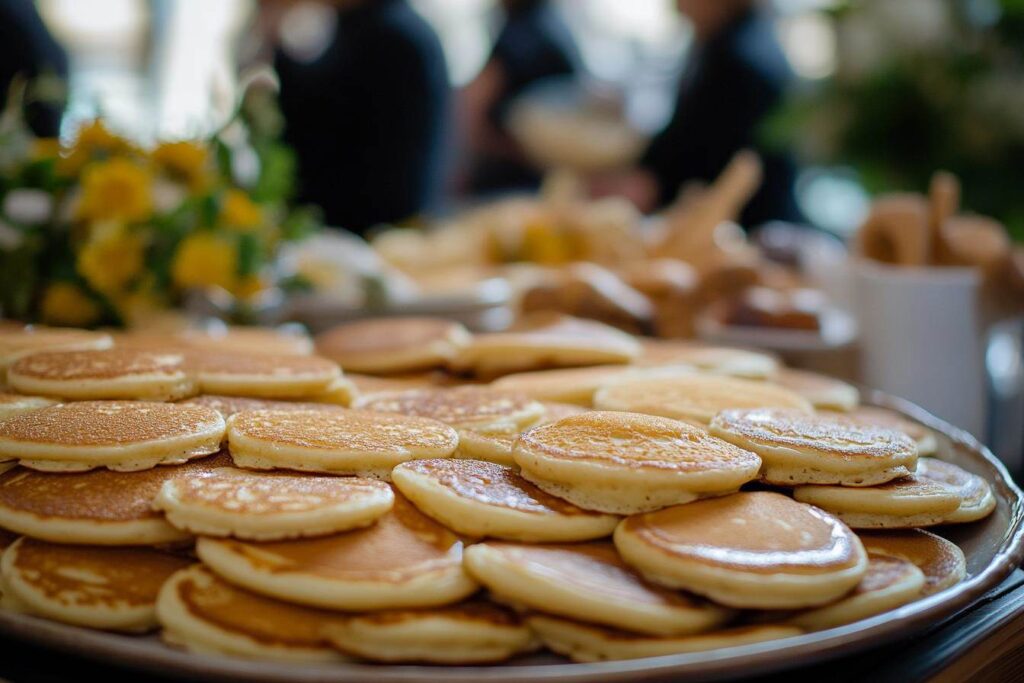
[152,141,210,190]
[231,274,267,299]
[31,137,61,161]
[171,233,237,291]
[219,189,263,231]
[77,158,153,223]
[39,282,102,327]
[58,119,135,175]
[522,220,573,264]
[77,224,145,295]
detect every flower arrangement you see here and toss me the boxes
[766,0,1024,240]
[0,77,319,327]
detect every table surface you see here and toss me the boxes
[2,570,1024,683]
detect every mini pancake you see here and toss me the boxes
[0,537,191,631]
[773,368,859,411]
[794,476,963,529]
[635,340,779,379]
[323,601,535,663]
[489,364,694,406]
[0,401,225,472]
[595,375,812,427]
[836,406,938,456]
[226,408,457,478]
[0,325,113,369]
[454,402,587,466]
[0,451,231,545]
[614,492,868,609]
[356,386,545,435]
[464,541,729,635]
[177,325,314,356]
[154,469,394,540]
[183,350,340,399]
[513,411,761,515]
[196,493,477,610]
[859,529,966,595]
[528,615,801,663]
[0,392,56,421]
[392,459,618,542]
[449,313,641,378]
[157,565,346,662]
[7,349,196,401]
[786,554,925,631]
[915,458,996,523]
[314,317,470,374]
[178,394,343,419]
[345,372,452,397]
[710,408,918,487]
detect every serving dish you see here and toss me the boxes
[0,389,1020,683]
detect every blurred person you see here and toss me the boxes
[461,0,579,195]
[266,0,450,233]
[593,0,801,228]
[0,0,67,136]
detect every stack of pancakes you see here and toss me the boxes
[0,317,992,664]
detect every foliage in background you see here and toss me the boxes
[0,75,320,327]
[767,0,1024,239]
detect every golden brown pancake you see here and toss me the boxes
[634,340,779,378]
[514,411,761,514]
[595,375,812,426]
[489,365,691,406]
[614,492,868,609]
[0,392,56,421]
[915,458,996,523]
[835,406,938,456]
[356,386,545,435]
[450,313,641,378]
[345,372,454,396]
[454,402,586,466]
[195,493,477,610]
[176,326,314,356]
[315,317,470,373]
[773,368,859,411]
[785,553,925,631]
[225,408,458,477]
[528,614,801,662]
[392,459,618,541]
[154,468,394,540]
[464,541,730,635]
[858,529,966,595]
[1,537,191,631]
[323,601,535,663]
[7,348,195,401]
[178,395,343,419]
[182,350,340,398]
[0,451,232,544]
[711,408,918,486]
[0,325,113,367]
[0,401,225,472]
[793,476,962,528]
[157,564,346,661]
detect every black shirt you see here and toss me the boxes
[469,0,578,193]
[640,8,801,227]
[0,0,67,137]
[275,0,450,233]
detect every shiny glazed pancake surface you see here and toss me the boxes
[195,493,477,610]
[0,451,231,544]
[392,458,618,541]
[858,529,966,595]
[614,491,868,609]
[0,401,225,472]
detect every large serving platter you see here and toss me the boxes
[1,390,1021,683]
